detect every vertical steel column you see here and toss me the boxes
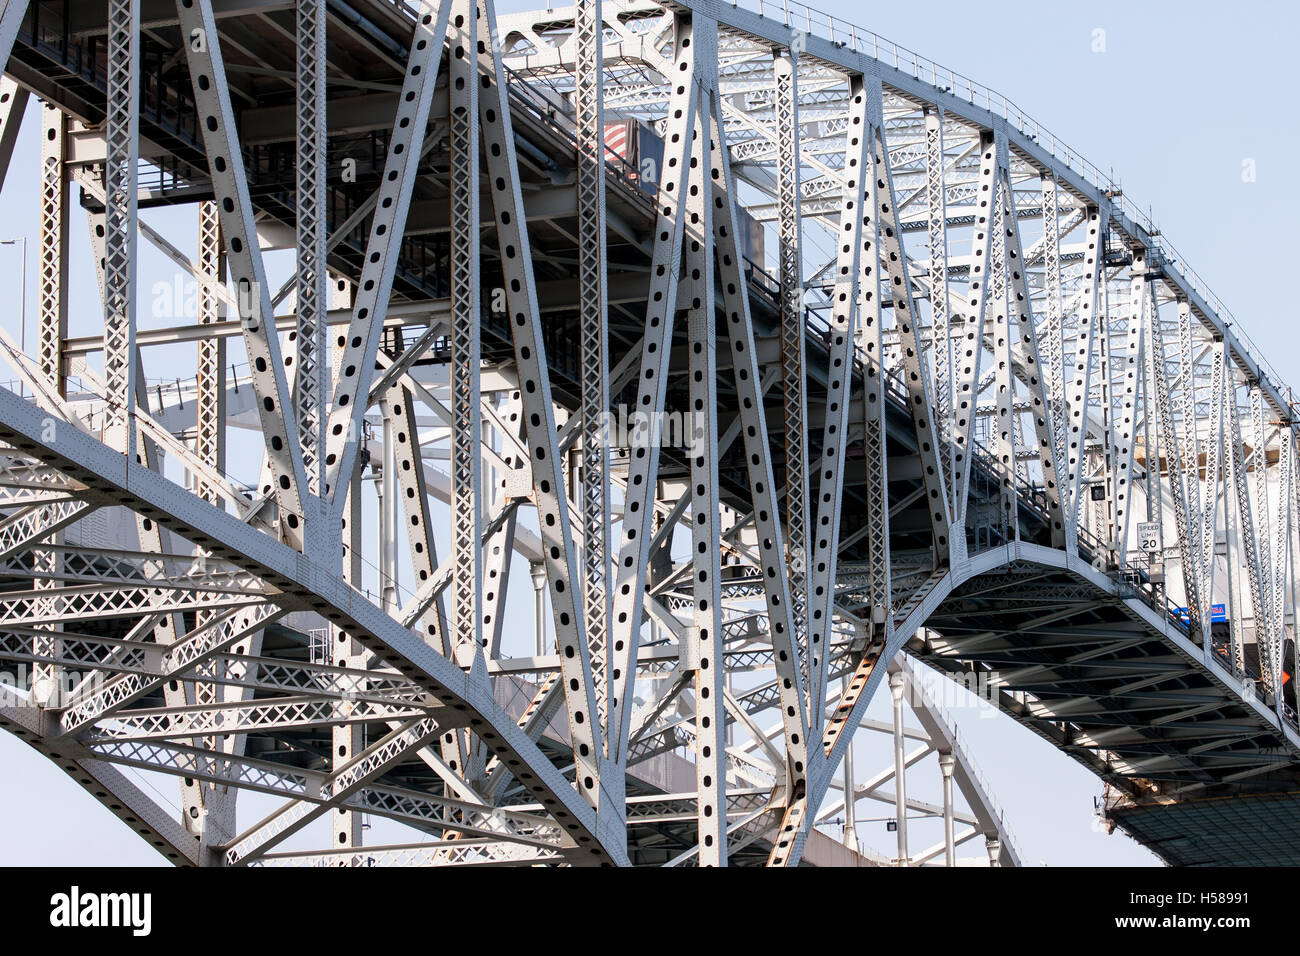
[475,0,602,806]
[1196,343,1226,638]
[103,0,140,455]
[196,201,226,490]
[1040,174,1066,474]
[1062,207,1105,547]
[890,669,908,865]
[333,471,364,849]
[685,98,725,866]
[1225,453,1248,673]
[923,107,953,498]
[1092,275,1114,545]
[873,117,950,563]
[1175,302,1204,596]
[383,383,464,773]
[706,86,808,794]
[1111,250,1146,563]
[989,159,1015,538]
[1250,386,1275,658]
[952,134,997,529]
[37,103,67,396]
[1141,283,1163,577]
[857,135,889,638]
[378,413,398,614]
[1000,162,1064,547]
[294,0,327,496]
[31,103,68,701]
[482,502,517,659]
[606,11,698,767]
[773,49,811,698]
[1272,427,1292,657]
[449,0,481,665]
[842,681,857,850]
[574,0,612,736]
[939,750,956,866]
[1290,436,1300,677]
[1151,301,1205,641]
[806,74,871,735]
[194,198,237,855]
[1228,382,1272,688]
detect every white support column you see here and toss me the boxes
[704,78,809,799]
[685,96,725,866]
[196,202,227,489]
[872,106,950,564]
[31,101,67,712]
[952,134,997,529]
[1062,206,1106,547]
[923,107,954,500]
[890,669,908,865]
[1196,343,1226,639]
[449,0,482,668]
[1250,385,1276,669]
[574,0,612,743]
[806,73,872,737]
[1000,159,1065,548]
[606,12,699,765]
[1040,174,1066,478]
[1272,427,1293,668]
[103,0,140,456]
[1228,378,1272,689]
[37,103,67,397]
[1151,299,1206,642]
[333,473,364,851]
[294,0,328,501]
[773,48,811,702]
[1140,282,1164,586]
[988,154,1015,539]
[476,0,602,806]
[939,750,956,866]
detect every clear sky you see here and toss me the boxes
[1,0,1295,866]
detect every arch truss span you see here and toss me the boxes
[0,0,1294,867]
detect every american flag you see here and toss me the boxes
[604,120,633,164]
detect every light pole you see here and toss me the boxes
[0,237,26,396]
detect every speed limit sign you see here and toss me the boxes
[1136,521,1160,554]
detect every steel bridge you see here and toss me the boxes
[0,0,1295,867]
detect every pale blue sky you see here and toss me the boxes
[1,0,1294,866]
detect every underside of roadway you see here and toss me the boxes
[4,0,1300,865]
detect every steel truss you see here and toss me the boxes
[0,0,1295,868]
